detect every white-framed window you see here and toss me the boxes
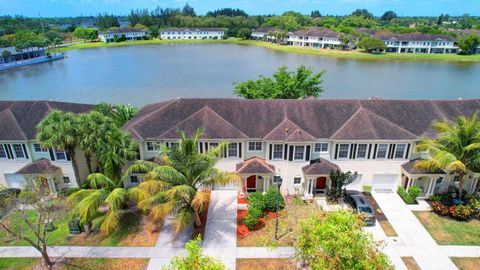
[272,144,284,160]
[130,175,139,184]
[356,144,368,159]
[55,149,67,161]
[376,144,389,159]
[12,144,26,159]
[394,144,407,159]
[227,143,238,158]
[146,141,160,152]
[0,144,7,159]
[62,176,70,184]
[209,142,219,148]
[248,141,262,152]
[294,177,302,185]
[33,143,48,152]
[294,145,305,161]
[338,144,350,159]
[168,142,178,149]
[314,143,328,153]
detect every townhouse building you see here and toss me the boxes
[251,27,285,40]
[160,28,225,40]
[98,28,147,43]
[377,33,458,54]
[122,98,480,199]
[286,27,341,49]
[0,101,92,193]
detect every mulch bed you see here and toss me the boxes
[237,209,278,237]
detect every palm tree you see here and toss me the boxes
[37,110,82,183]
[97,129,138,180]
[129,129,239,233]
[415,113,480,200]
[67,172,146,235]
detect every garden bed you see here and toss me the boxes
[236,259,296,270]
[401,257,421,270]
[237,209,277,237]
[450,257,480,270]
[366,194,398,237]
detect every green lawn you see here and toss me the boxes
[413,211,480,245]
[0,258,149,270]
[451,257,480,270]
[53,38,480,62]
[0,258,39,270]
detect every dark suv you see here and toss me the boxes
[344,190,376,226]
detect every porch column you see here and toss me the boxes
[243,177,247,194]
[427,177,436,195]
[263,176,267,192]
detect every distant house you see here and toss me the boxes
[251,27,285,40]
[0,47,46,65]
[160,28,225,40]
[287,27,341,49]
[98,28,147,43]
[377,33,458,54]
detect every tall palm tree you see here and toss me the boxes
[97,129,138,180]
[67,172,146,235]
[37,110,82,182]
[415,113,480,200]
[129,129,239,233]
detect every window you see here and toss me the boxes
[55,149,67,160]
[376,144,388,159]
[294,145,305,161]
[12,144,25,159]
[62,176,70,184]
[356,144,368,159]
[272,144,284,160]
[169,142,178,149]
[146,142,160,151]
[294,177,301,185]
[338,144,349,159]
[209,142,219,148]
[130,175,138,184]
[248,142,262,152]
[227,143,238,158]
[33,143,47,152]
[0,145,6,159]
[394,144,407,159]
[314,143,328,153]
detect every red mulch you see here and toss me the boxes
[237,209,277,237]
[238,197,248,204]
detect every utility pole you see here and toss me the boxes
[39,12,45,33]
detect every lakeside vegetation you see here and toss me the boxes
[52,38,480,62]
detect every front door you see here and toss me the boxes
[247,175,256,192]
[316,177,327,193]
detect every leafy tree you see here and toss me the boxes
[351,9,374,19]
[149,25,160,38]
[358,36,387,53]
[44,30,64,47]
[97,13,120,30]
[415,113,480,200]
[129,129,238,232]
[458,33,480,54]
[73,27,97,42]
[295,211,392,270]
[338,33,356,50]
[182,3,196,17]
[340,16,377,28]
[265,11,308,31]
[233,65,325,99]
[237,28,251,39]
[163,235,225,270]
[380,11,397,22]
[0,183,66,270]
[206,8,248,17]
[94,102,139,127]
[328,170,358,202]
[1,50,11,60]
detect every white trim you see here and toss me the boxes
[337,143,350,160]
[376,143,389,159]
[293,145,306,161]
[247,141,263,152]
[356,143,368,159]
[313,142,329,153]
[272,143,284,160]
[11,143,27,160]
[394,143,407,159]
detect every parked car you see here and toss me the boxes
[344,190,376,226]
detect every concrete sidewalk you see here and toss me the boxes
[0,246,153,258]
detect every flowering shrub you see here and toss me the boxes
[467,197,480,219]
[432,202,450,216]
[449,205,473,221]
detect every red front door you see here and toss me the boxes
[316,177,327,190]
[247,175,256,191]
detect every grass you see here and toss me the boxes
[450,257,480,270]
[236,259,296,270]
[413,211,480,245]
[0,258,149,270]
[0,210,159,247]
[53,38,480,62]
[401,257,421,270]
[237,197,322,247]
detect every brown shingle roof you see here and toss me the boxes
[17,159,61,174]
[0,101,93,141]
[401,159,445,175]
[236,158,275,174]
[123,98,480,141]
[303,158,340,175]
[291,27,339,38]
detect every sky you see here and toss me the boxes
[0,0,479,17]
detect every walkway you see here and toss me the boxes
[372,191,459,270]
[203,190,238,270]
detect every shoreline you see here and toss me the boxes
[51,39,480,62]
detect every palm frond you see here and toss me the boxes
[147,166,186,184]
[86,173,116,189]
[105,188,129,212]
[173,208,193,235]
[137,180,171,195]
[74,189,110,225]
[149,200,175,222]
[137,191,168,211]
[414,159,441,173]
[123,160,160,177]
[445,160,467,174]
[100,211,121,235]
[128,186,149,204]
[191,191,209,213]
[66,189,96,206]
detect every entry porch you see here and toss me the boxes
[401,160,447,198]
[302,158,340,199]
[236,157,275,196]
[16,158,65,194]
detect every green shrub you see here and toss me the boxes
[243,207,262,230]
[397,187,415,204]
[430,194,448,202]
[362,185,372,194]
[450,205,473,221]
[468,197,480,219]
[248,192,265,212]
[408,186,421,201]
[58,187,80,197]
[264,187,285,212]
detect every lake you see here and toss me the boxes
[1,43,479,106]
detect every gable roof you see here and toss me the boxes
[236,158,275,174]
[401,159,445,175]
[17,158,61,175]
[303,158,340,175]
[123,98,480,141]
[0,101,93,141]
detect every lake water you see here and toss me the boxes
[1,43,479,106]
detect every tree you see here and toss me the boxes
[380,11,397,22]
[415,113,480,200]
[149,25,159,39]
[97,13,120,30]
[182,3,196,17]
[97,128,137,180]
[73,27,98,42]
[458,33,480,55]
[328,170,358,202]
[1,50,12,62]
[37,111,82,184]
[358,36,387,53]
[206,8,248,17]
[129,129,239,232]
[237,28,251,39]
[233,65,325,99]
[338,33,356,50]
[44,30,64,47]
[0,183,66,269]
[295,211,392,270]
[163,235,225,270]
[351,9,373,19]
[311,10,321,18]
[94,102,139,127]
